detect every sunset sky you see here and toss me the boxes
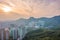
[0,0,60,21]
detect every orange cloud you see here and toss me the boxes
[0,0,60,21]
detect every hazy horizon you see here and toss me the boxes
[0,15,60,22]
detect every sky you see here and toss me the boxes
[0,0,60,21]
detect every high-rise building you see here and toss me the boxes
[0,28,9,40]
[9,27,18,40]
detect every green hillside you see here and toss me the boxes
[23,29,60,40]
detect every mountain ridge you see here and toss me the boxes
[0,15,60,30]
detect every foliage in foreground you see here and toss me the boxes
[23,28,60,40]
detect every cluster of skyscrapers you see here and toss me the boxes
[0,26,27,40]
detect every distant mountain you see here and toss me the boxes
[0,15,60,30]
[22,15,60,40]
[44,16,60,29]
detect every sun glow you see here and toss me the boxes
[2,5,12,12]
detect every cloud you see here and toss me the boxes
[23,0,60,17]
[0,0,60,21]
